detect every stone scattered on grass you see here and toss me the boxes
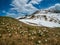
[43,29,48,33]
[37,30,44,36]
[2,23,5,25]
[35,40,41,45]
[45,39,48,42]
[15,32,18,34]
[19,31,23,34]
[8,30,11,33]
[8,33,12,37]
[28,33,31,37]
[37,40,41,44]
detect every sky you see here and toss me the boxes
[0,0,60,18]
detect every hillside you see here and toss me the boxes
[0,16,60,45]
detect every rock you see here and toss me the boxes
[35,40,41,45]
[9,33,12,37]
[15,32,18,34]
[45,39,48,42]
[38,40,41,44]
[2,23,5,25]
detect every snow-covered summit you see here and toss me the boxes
[17,10,60,27]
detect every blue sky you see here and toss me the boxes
[33,0,60,9]
[0,0,60,18]
[0,0,12,15]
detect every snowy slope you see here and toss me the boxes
[17,10,60,27]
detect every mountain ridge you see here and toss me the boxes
[18,9,60,27]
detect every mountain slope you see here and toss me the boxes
[18,10,60,27]
[0,16,60,45]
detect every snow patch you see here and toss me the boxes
[19,19,60,27]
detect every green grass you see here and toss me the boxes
[0,16,60,45]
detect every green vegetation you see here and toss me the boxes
[0,16,60,45]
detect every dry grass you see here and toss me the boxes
[0,16,60,45]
